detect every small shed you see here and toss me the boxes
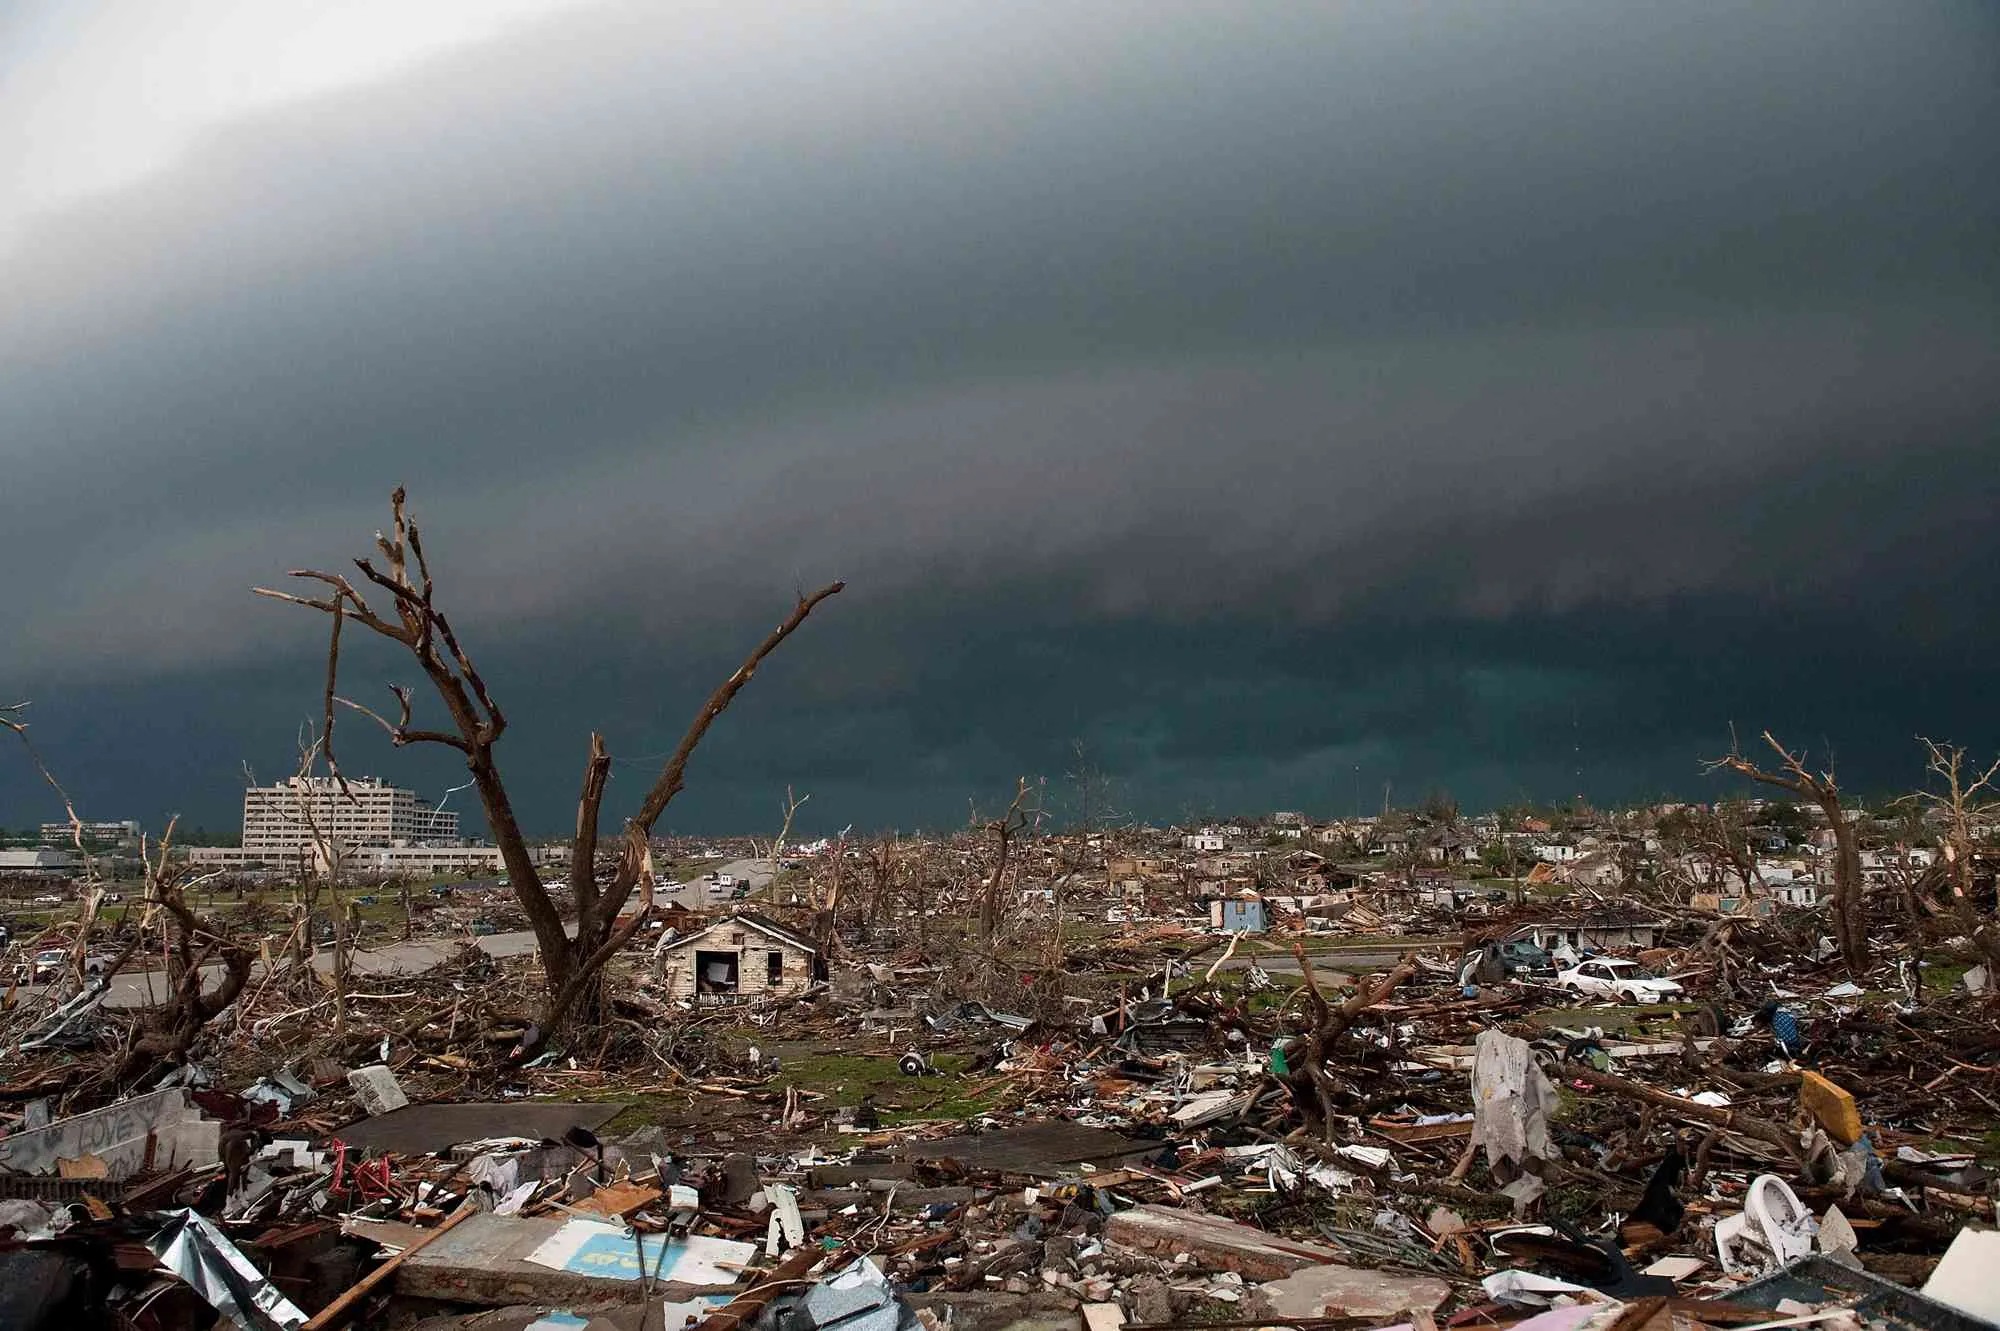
[1209,897,1267,933]
[657,913,823,1005]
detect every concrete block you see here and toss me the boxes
[1103,1204,1342,1281]
[0,1088,195,1178]
[1083,1303,1127,1331]
[1254,1263,1451,1322]
[397,1213,744,1308]
[154,1117,222,1170]
[348,1064,409,1116]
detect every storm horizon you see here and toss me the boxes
[4,1,1997,838]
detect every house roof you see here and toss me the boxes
[663,912,819,955]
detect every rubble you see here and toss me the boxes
[0,816,1994,1331]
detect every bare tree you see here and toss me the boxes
[258,488,841,1055]
[284,728,354,1039]
[761,785,809,907]
[863,833,901,928]
[1705,729,1866,973]
[1914,737,2000,970]
[102,821,257,1092]
[977,777,1038,945]
[1,701,109,989]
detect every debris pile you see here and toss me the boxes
[1,880,1996,1331]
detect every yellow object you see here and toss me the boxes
[1799,1069,1863,1146]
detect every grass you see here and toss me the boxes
[1919,958,1972,995]
[1250,934,1443,956]
[771,1051,1000,1125]
[1524,1001,1700,1035]
[589,1091,681,1137]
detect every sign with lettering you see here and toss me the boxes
[0,1088,194,1176]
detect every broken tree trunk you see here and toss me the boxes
[1562,1062,1806,1168]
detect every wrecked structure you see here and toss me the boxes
[2,857,1997,1331]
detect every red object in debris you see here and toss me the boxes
[328,1141,396,1201]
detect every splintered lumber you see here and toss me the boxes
[699,1244,822,1331]
[303,1204,476,1331]
[573,1180,663,1221]
[1105,1204,1342,1280]
[1563,1062,1804,1165]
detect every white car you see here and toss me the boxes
[1558,958,1684,1003]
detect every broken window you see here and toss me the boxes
[767,950,783,985]
[695,950,739,994]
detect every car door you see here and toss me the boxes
[1578,962,1613,998]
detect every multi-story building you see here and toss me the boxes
[241,776,460,855]
[39,819,141,848]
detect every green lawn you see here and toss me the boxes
[771,1051,1000,1125]
[1525,1001,1700,1035]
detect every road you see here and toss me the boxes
[661,858,777,909]
[65,858,780,1010]
[1220,939,1450,989]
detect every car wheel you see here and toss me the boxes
[1618,987,1639,1005]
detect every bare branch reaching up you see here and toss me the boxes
[1703,728,1867,973]
[260,488,844,1056]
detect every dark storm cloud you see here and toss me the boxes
[2,0,1997,831]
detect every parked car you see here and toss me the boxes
[470,918,498,936]
[1459,938,1552,983]
[32,894,62,906]
[1494,940,1553,973]
[29,948,68,982]
[1558,958,1684,1003]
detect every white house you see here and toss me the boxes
[655,914,823,1005]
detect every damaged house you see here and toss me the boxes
[656,913,825,1004]
[1515,908,1659,955]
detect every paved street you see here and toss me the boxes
[661,857,776,909]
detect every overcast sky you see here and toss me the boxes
[3,1,1997,836]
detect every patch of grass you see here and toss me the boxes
[586,1093,677,1137]
[772,1051,997,1124]
[1261,934,1444,955]
[1524,1001,1698,1035]
[1919,959,1972,995]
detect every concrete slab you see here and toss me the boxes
[904,1122,1150,1177]
[1254,1262,1452,1322]
[1104,1205,1343,1281]
[349,1065,410,1115]
[0,1088,198,1178]
[333,1102,626,1155]
[397,1213,747,1309]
